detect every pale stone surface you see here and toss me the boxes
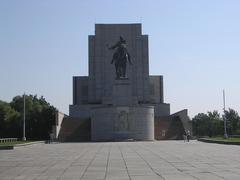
[1,141,240,180]
[112,79,137,106]
[91,106,154,141]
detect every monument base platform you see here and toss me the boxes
[91,105,154,141]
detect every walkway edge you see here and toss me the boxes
[0,141,45,150]
[198,138,240,145]
[15,141,45,147]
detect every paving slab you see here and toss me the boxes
[0,140,240,180]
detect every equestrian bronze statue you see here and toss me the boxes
[108,36,132,79]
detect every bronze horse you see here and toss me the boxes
[109,36,132,79]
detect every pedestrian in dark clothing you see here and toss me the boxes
[186,130,191,142]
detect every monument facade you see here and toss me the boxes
[54,24,192,141]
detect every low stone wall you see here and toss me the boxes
[154,110,191,140]
[57,117,91,142]
[154,116,185,140]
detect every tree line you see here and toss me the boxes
[1,94,239,139]
[0,94,56,140]
[192,108,240,137]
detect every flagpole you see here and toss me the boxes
[23,93,26,141]
[223,90,228,138]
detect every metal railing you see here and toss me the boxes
[0,138,18,143]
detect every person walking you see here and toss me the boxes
[186,130,191,142]
[183,131,187,142]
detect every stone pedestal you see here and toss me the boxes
[112,79,137,106]
[92,79,154,141]
[91,106,154,141]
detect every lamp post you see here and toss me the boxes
[23,93,26,141]
[223,90,228,139]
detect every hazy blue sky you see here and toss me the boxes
[1,0,240,117]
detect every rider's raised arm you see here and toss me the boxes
[108,42,119,50]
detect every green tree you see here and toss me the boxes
[192,111,223,137]
[1,94,56,140]
[224,108,240,135]
[207,111,223,137]
[192,113,209,136]
[0,100,21,137]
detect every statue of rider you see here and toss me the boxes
[108,36,132,79]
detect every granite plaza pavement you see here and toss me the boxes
[1,140,240,180]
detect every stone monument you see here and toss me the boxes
[54,24,192,142]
